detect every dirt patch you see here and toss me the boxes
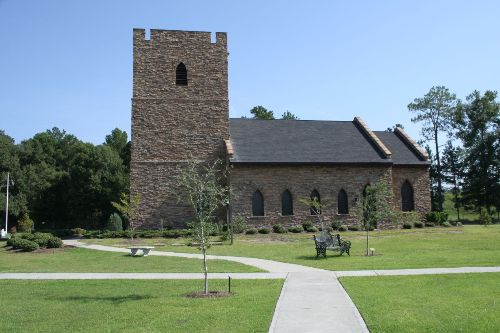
[186,291,233,298]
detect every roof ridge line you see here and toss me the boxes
[353,116,392,159]
[393,127,429,160]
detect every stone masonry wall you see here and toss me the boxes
[229,164,393,229]
[391,166,431,214]
[130,29,229,228]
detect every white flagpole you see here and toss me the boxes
[5,172,9,233]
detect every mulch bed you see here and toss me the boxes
[186,291,233,298]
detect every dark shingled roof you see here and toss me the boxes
[374,131,429,166]
[228,118,428,166]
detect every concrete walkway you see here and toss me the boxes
[269,272,369,333]
[64,239,325,273]
[57,239,500,333]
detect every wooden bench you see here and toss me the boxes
[313,232,351,258]
[127,246,155,256]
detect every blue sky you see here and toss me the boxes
[1,0,499,144]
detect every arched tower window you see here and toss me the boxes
[176,62,188,85]
[281,190,293,216]
[252,190,264,216]
[401,180,414,212]
[310,189,321,215]
[338,189,349,214]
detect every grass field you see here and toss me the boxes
[341,273,500,333]
[0,279,283,333]
[0,246,263,273]
[82,225,500,271]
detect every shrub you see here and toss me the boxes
[11,238,39,251]
[20,233,36,241]
[338,225,348,232]
[32,233,53,247]
[301,221,314,232]
[17,213,34,233]
[307,226,318,233]
[397,211,422,227]
[348,225,360,231]
[258,228,271,234]
[425,222,435,227]
[106,213,123,231]
[414,221,424,228]
[331,220,342,230]
[479,209,492,226]
[232,215,247,234]
[245,228,258,235]
[71,228,86,236]
[272,224,287,233]
[442,222,451,228]
[6,237,16,247]
[425,211,448,225]
[402,222,413,229]
[47,237,63,248]
[288,226,304,233]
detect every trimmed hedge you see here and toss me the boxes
[82,229,191,239]
[307,226,318,233]
[258,228,271,234]
[47,237,63,248]
[348,225,360,231]
[9,238,39,251]
[288,226,304,233]
[245,228,258,235]
[402,222,413,229]
[272,224,287,233]
[338,225,348,232]
[414,221,424,228]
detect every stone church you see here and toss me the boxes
[130,29,431,229]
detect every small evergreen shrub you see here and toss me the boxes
[331,220,342,230]
[32,233,53,248]
[258,228,271,234]
[307,226,318,233]
[232,215,248,234]
[17,213,34,233]
[479,209,492,226]
[414,221,424,228]
[348,225,360,231]
[14,238,39,251]
[245,228,258,235]
[20,233,36,241]
[272,224,287,233]
[288,226,304,233]
[71,228,87,236]
[106,213,123,231]
[301,221,314,232]
[402,222,413,229]
[442,222,451,228]
[425,211,449,225]
[425,222,435,227]
[338,225,348,232]
[47,237,63,248]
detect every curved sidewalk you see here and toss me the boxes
[63,239,326,273]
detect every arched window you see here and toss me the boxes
[281,190,293,216]
[176,62,188,85]
[338,189,349,214]
[310,189,321,215]
[401,181,414,212]
[252,190,264,216]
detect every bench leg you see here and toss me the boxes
[130,249,138,256]
[143,249,151,256]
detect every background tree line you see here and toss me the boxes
[408,87,499,220]
[0,128,130,230]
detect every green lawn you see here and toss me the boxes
[340,273,500,333]
[0,279,283,333]
[0,246,263,273]
[82,225,500,271]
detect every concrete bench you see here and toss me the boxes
[127,246,155,256]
